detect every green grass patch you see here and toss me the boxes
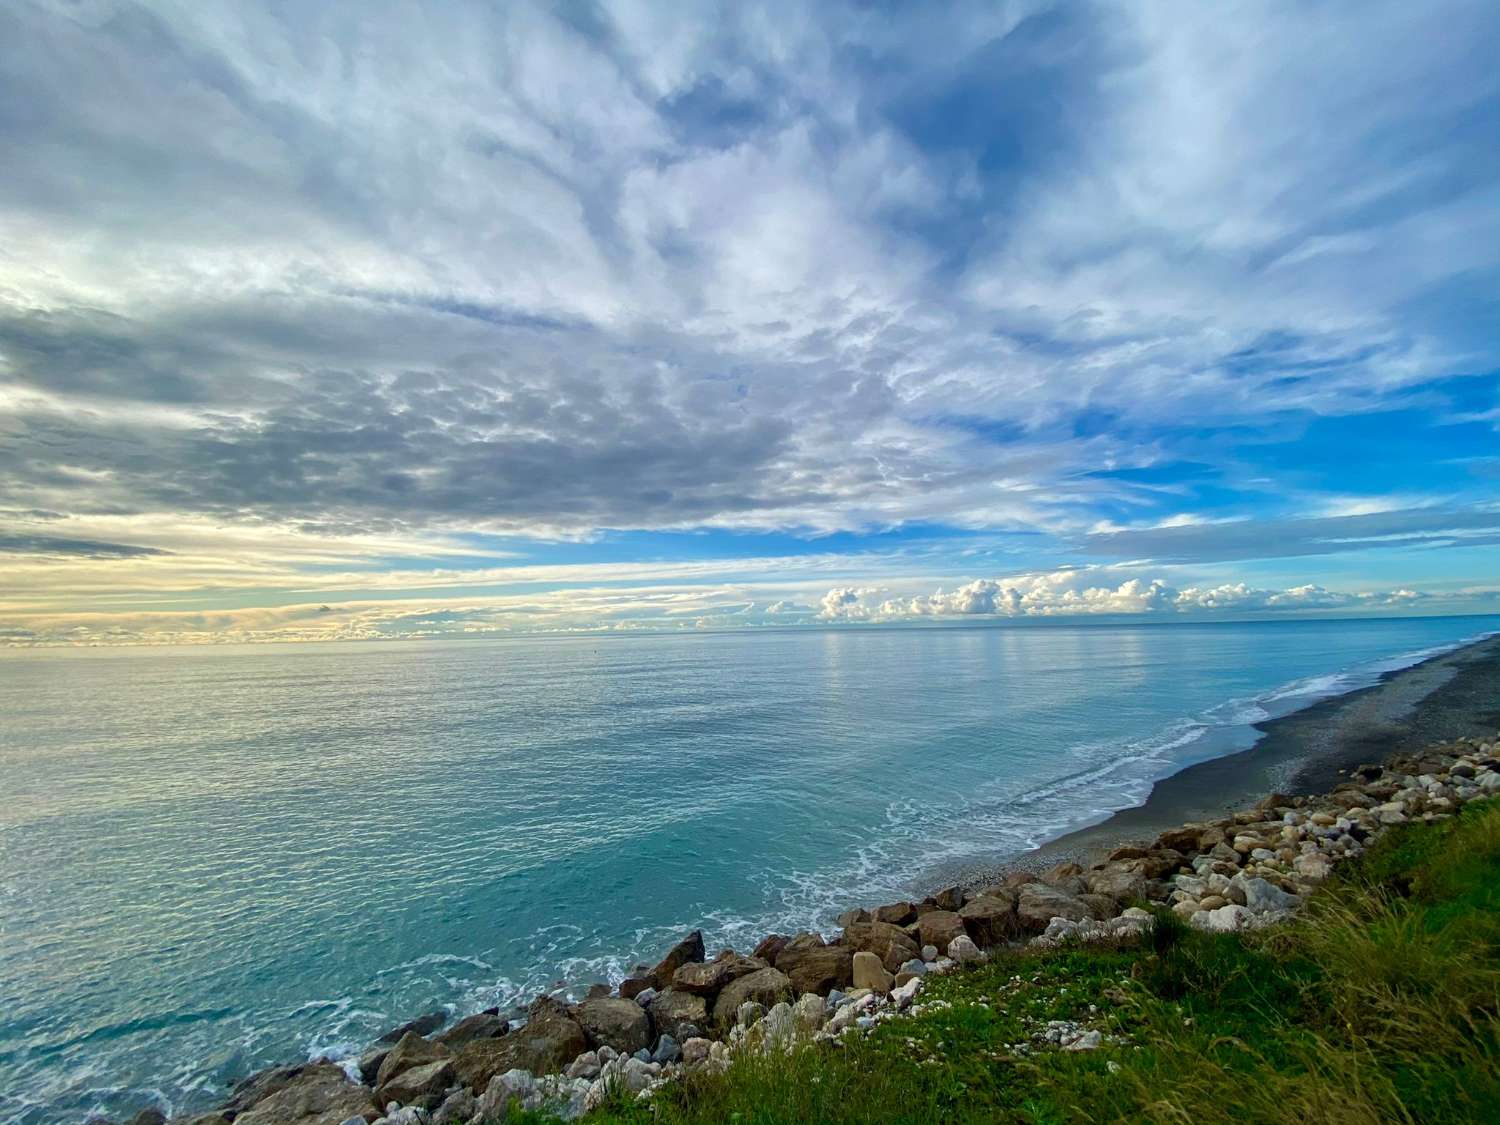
[584,798,1500,1124]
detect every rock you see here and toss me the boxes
[1477,771,1500,793]
[774,938,853,995]
[648,930,706,988]
[1236,876,1301,913]
[1199,904,1252,933]
[913,910,966,952]
[232,1065,379,1125]
[576,997,652,1055]
[631,987,658,1007]
[434,1012,509,1049]
[1040,863,1087,895]
[920,944,939,962]
[376,1011,448,1045]
[712,967,794,1026]
[757,1001,796,1050]
[431,1088,477,1125]
[672,953,767,997]
[565,1050,600,1080]
[1016,884,1093,932]
[891,976,922,1009]
[931,886,964,911]
[1293,853,1334,882]
[1155,824,1205,853]
[375,1032,450,1089]
[617,976,653,1001]
[753,934,791,962]
[453,1001,586,1090]
[958,892,1017,947]
[650,1034,681,1064]
[947,935,983,964]
[792,993,826,1034]
[737,1000,766,1027]
[128,1111,167,1125]
[873,901,916,925]
[647,990,709,1042]
[377,1057,454,1110]
[222,1065,311,1118]
[836,908,871,927]
[1064,1029,1103,1051]
[840,921,921,972]
[851,950,894,995]
[1087,867,1149,904]
[476,1073,519,1122]
[681,1037,712,1065]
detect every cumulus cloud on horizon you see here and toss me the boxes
[817,573,1436,623]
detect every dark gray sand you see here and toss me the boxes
[950,631,1500,884]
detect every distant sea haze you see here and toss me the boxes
[2,616,1497,1123]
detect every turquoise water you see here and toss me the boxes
[1,616,1496,1122]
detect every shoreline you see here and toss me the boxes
[984,631,1500,875]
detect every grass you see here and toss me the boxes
[577,797,1500,1124]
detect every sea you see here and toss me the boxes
[2,615,1496,1122]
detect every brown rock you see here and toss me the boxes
[648,989,709,1041]
[1139,848,1185,880]
[672,953,767,998]
[375,1032,450,1089]
[873,901,916,925]
[618,976,653,1000]
[958,893,1018,947]
[711,968,793,1026]
[1001,871,1040,889]
[774,936,853,995]
[1106,845,1150,862]
[840,921,921,973]
[1016,883,1094,932]
[931,886,964,912]
[648,930,705,988]
[376,1010,447,1045]
[914,910,966,952]
[836,907,871,927]
[232,1064,379,1125]
[434,1012,509,1049]
[1154,824,1205,853]
[377,1058,454,1111]
[1040,863,1087,895]
[576,997,652,1055]
[452,1001,586,1090]
[753,933,791,962]
[221,1065,309,1118]
[851,951,893,995]
[1086,866,1149,904]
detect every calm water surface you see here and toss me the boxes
[2,617,1496,1122]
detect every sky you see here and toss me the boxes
[1,0,1498,645]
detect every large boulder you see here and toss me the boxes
[753,934,791,962]
[377,1058,454,1111]
[851,951,893,995]
[774,936,853,995]
[374,1032,450,1089]
[221,1065,308,1118]
[711,968,793,1026]
[576,997,652,1055]
[958,893,1018,947]
[913,911,966,952]
[434,1012,509,1049]
[232,1064,379,1125]
[1086,866,1149,905]
[931,886,964,912]
[1039,863,1087,895]
[1016,883,1095,932]
[872,901,916,925]
[648,989,709,1041]
[840,921,920,973]
[452,1000,586,1090]
[376,1010,448,1044]
[672,952,767,998]
[648,930,706,988]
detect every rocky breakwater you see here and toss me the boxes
[141,734,1500,1125]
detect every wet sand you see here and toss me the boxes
[965,631,1500,879]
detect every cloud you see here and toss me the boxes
[818,570,1442,621]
